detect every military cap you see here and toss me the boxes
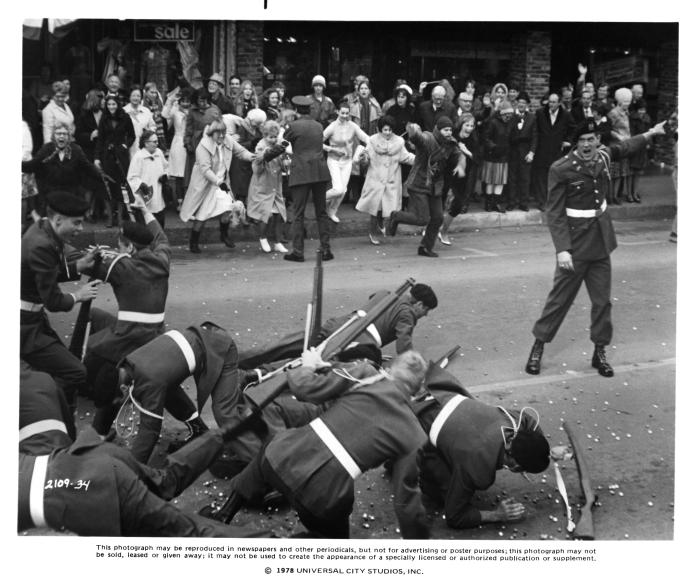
[46,190,89,217]
[410,283,438,309]
[120,221,154,247]
[572,119,598,141]
[291,95,313,108]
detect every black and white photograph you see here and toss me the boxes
[8,2,694,575]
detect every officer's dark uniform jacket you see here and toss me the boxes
[20,219,82,355]
[546,134,649,261]
[88,219,171,363]
[283,116,331,186]
[18,368,265,537]
[237,290,418,370]
[120,321,242,462]
[238,361,429,537]
[407,364,537,529]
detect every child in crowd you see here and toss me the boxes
[247,120,290,253]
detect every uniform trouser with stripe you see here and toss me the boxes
[232,449,352,538]
[21,339,86,414]
[532,256,613,345]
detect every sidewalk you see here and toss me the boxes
[78,172,677,248]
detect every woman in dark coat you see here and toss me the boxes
[94,94,136,227]
[75,89,105,219]
[480,100,514,213]
[386,85,417,199]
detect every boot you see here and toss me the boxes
[493,197,506,213]
[199,490,246,524]
[189,229,201,254]
[592,345,614,377]
[106,209,119,229]
[167,416,209,453]
[525,339,545,375]
[219,221,236,248]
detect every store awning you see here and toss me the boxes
[23,18,76,41]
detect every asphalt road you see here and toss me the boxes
[54,218,677,540]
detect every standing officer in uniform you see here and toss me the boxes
[283,95,334,263]
[18,367,269,537]
[525,119,668,377]
[20,190,100,413]
[84,193,178,436]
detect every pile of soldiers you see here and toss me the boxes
[19,189,552,538]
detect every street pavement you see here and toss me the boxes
[46,213,682,541]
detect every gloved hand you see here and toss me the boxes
[219,181,230,192]
[262,143,288,162]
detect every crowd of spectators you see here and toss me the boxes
[21,61,672,254]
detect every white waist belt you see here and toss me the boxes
[429,395,467,446]
[29,455,49,529]
[566,200,607,218]
[310,418,362,479]
[20,300,44,312]
[364,323,382,347]
[117,311,165,323]
[19,419,68,442]
[164,330,197,373]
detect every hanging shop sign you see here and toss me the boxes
[592,56,649,87]
[134,21,195,42]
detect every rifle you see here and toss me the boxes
[212,278,416,523]
[108,145,138,222]
[563,421,597,540]
[436,344,461,369]
[310,248,324,342]
[68,245,102,362]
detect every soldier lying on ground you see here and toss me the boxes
[18,366,270,537]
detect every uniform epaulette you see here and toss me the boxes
[550,155,570,169]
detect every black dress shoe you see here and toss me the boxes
[418,246,439,258]
[283,253,305,262]
[525,339,544,375]
[592,345,614,377]
[386,211,399,236]
[321,250,334,261]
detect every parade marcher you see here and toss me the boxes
[18,368,269,537]
[525,119,668,377]
[386,118,465,257]
[237,283,437,369]
[282,95,333,262]
[118,321,252,463]
[203,349,430,539]
[83,193,173,436]
[405,362,550,529]
[126,130,169,228]
[20,191,100,413]
[247,120,290,253]
[180,120,255,253]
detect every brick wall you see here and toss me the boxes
[523,30,551,110]
[236,21,264,95]
[654,38,678,165]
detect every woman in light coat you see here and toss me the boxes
[127,129,168,228]
[355,116,414,244]
[124,85,156,159]
[180,120,255,253]
[161,87,192,208]
[42,81,75,144]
